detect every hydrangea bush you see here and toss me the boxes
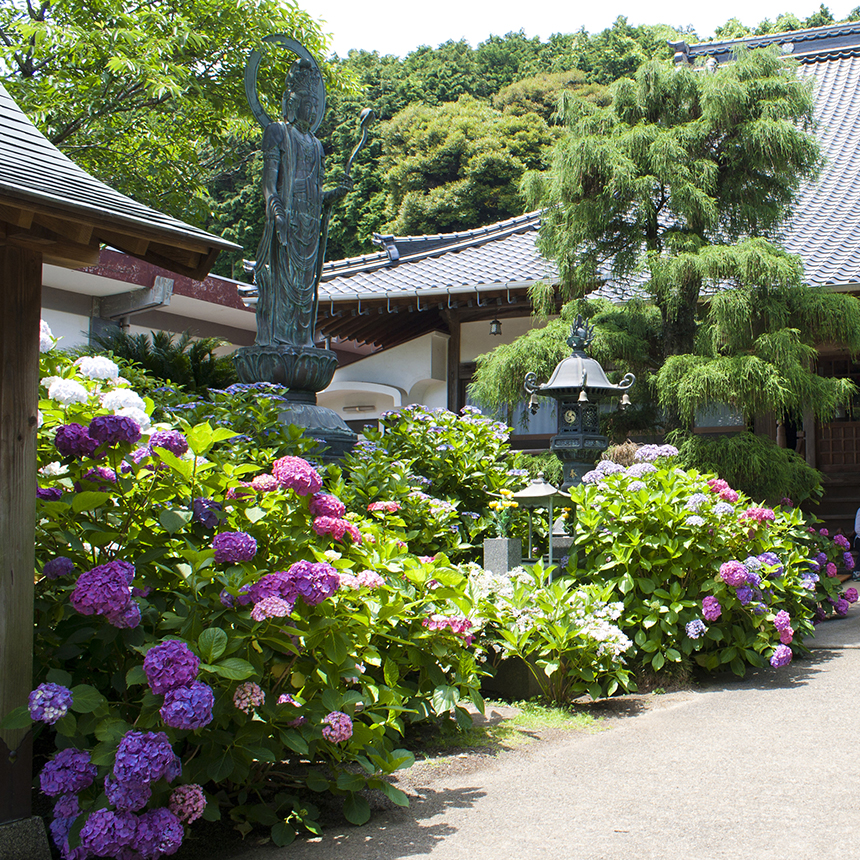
[5,341,488,855]
[567,449,849,677]
[339,404,532,561]
[467,564,634,703]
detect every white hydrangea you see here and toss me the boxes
[37,410,43,429]
[115,406,150,431]
[48,378,89,406]
[101,389,146,412]
[39,461,68,477]
[39,320,55,352]
[76,356,119,381]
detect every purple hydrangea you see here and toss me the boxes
[148,429,189,456]
[736,585,755,606]
[143,640,200,695]
[192,497,221,529]
[54,794,80,819]
[309,493,346,518]
[104,775,151,812]
[249,561,339,609]
[769,644,792,668]
[757,552,784,576]
[702,596,722,622]
[28,682,73,725]
[250,596,294,622]
[37,487,64,501]
[835,597,850,616]
[845,587,859,604]
[168,784,207,824]
[113,730,175,787]
[55,423,99,458]
[634,444,679,462]
[233,681,265,714]
[844,552,856,572]
[271,455,323,496]
[88,414,142,447]
[40,748,97,796]
[719,560,748,587]
[160,681,215,730]
[109,600,141,630]
[834,534,851,550]
[82,466,117,486]
[322,711,353,743]
[219,588,235,608]
[685,619,707,639]
[212,531,257,564]
[136,807,184,858]
[773,610,792,632]
[43,557,76,580]
[70,561,135,621]
[713,502,734,516]
[684,493,709,512]
[80,808,139,857]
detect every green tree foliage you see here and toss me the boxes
[523,49,822,363]
[0,0,335,224]
[381,96,554,235]
[493,70,611,121]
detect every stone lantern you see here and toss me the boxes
[524,316,635,491]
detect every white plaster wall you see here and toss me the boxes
[41,309,90,350]
[460,314,548,363]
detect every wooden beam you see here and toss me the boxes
[32,213,93,245]
[97,228,150,257]
[0,244,41,823]
[0,203,34,230]
[443,307,461,412]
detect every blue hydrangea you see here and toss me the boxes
[28,683,73,725]
[160,681,215,730]
[684,493,709,512]
[113,730,175,788]
[685,515,705,527]
[685,620,707,639]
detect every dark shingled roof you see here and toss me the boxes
[0,82,239,279]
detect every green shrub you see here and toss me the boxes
[11,346,486,855]
[566,449,851,677]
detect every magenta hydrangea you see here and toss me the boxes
[88,414,142,447]
[271,455,322,495]
[55,423,100,458]
[160,681,215,730]
[143,640,200,695]
[169,784,207,824]
[773,610,792,632]
[148,429,189,456]
[112,730,175,788]
[40,748,97,796]
[212,531,257,564]
[719,560,748,587]
[702,596,722,621]
[79,808,138,858]
[135,807,184,858]
[739,506,775,524]
[826,562,838,577]
[834,534,851,550]
[423,615,474,645]
[104,775,151,812]
[310,493,346,518]
[251,473,279,492]
[322,711,353,743]
[28,682,73,725]
[769,644,792,668]
[70,560,135,625]
[249,561,339,609]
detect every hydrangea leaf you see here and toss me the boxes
[70,684,106,713]
[197,627,228,663]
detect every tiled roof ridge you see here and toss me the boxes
[675,21,860,63]
[320,210,541,281]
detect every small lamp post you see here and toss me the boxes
[512,473,569,574]
[525,316,635,492]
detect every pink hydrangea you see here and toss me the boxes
[739,507,775,524]
[707,478,729,493]
[423,615,474,645]
[779,627,794,645]
[250,596,294,622]
[233,681,265,714]
[773,610,792,632]
[251,473,279,493]
[271,456,322,496]
[367,500,401,513]
[321,711,353,743]
[719,488,739,503]
[310,493,346,518]
[168,784,207,824]
[719,560,748,587]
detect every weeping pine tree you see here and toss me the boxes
[513,46,860,435]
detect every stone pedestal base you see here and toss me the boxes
[0,816,51,860]
[278,400,356,461]
[233,344,338,392]
[483,538,522,575]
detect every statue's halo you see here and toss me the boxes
[244,35,326,134]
